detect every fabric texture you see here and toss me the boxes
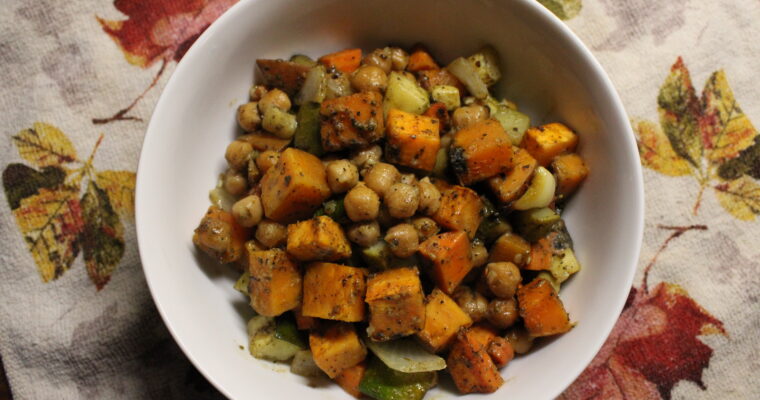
[0,0,758,399]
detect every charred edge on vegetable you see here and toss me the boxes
[449,146,467,176]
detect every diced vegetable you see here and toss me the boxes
[359,357,438,400]
[320,91,385,152]
[475,198,512,244]
[418,231,473,295]
[467,46,502,86]
[489,232,531,266]
[248,249,302,317]
[432,185,483,238]
[430,85,461,111]
[517,278,572,336]
[513,207,574,245]
[315,197,349,224]
[450,119,514,185]
[238,132,292,152]
[447,326,504,393]
[385,109,441,171]
[302,262,368,322]
[256,59,310,96]
[485,98,530,144]
[193,206,248,264]
[335,362,367,398]
[248,315,301,361]
[208,183,235,212]
[525,235,554,271]
[362,240,393,270]
[293,306,318,331]
[418,69,466,94]
[488,147,538,205]
[296,65,327,105]
[365,337,446,372]
[260,148,331,223]
[537,271,561,292]
[422,102,451,133]
[365,267,426,341]
[551,153,589,198]
[286,215,352,262]
[486,337,514,368]
[512,166,556,210]
[275,315,307,348]
[319,48,362,73]
[431,147,449,179]
[291,350,324,378]
[549,246,581,283]
[310,322,367,378]
[383,71,430,115]
[293,102,324,156]
[521,122,579,166]
[446,57,488,99]
[416,289,473,352]
[324,70,354,100]
[234,271,249,295]
[407,47,439,72]
[290,54,317,67]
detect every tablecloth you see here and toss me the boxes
[1,0,758,399]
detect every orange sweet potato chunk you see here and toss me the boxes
[260,148,331,223]
[423,102,452,133]
[418,231,472,294]
[302,262,367,322]
[418,69,466,94]
[451,119,514,185]
[447,326,504,394]
[319,48,362,73]
[407,47,439,72]
[488,147,538,204]
[365,267,426,341]
[432,185,483,239]
[310,322,367,378]
[193,206,248,264]
[521,122,579,166]
[256,59,310,96]
[248,249,302,317]
[385,109,441,171]
[551,153,589,197]
[517,278,572,337]
[287,215,352,262]
[238,132,292,152]
[320,92,385,152]
[416,288,473,352]
[334,361,367,398]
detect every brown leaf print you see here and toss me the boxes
[93,0,238,124]
[635,57,760,220]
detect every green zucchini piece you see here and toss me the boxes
[274,315,307,349]
[359,357,438,400]
[294,102,324,156]
[362,240,393,270]
[234,272,249,296]
[247,316,301,361]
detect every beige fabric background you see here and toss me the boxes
[0,0,758,399]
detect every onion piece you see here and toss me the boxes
[296,65,326,105]
[512,166,556,210]
[209,177,235,211]
[446,57,489,99]
[365,337,446,373]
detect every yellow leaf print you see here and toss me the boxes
[714,175,760,221]
[635,120,692,177]
[96,170,136,218]
[12,122,79,167]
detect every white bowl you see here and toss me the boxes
[136,0,644,398]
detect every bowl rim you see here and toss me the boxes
[135,0,644,398]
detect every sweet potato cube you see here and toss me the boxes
[320,92,385,152]
[517,278,572,337]
[319,48,362,73]
[418,231,472,294]
[489,233,531,266]
[287,215,352,262]
[193,206,248,264]
[487,337,514,368]
[423,102,452,133]
[552,153,589,197]
[256,59,310,96]
[521,122,579,166]
[385,109,441,171]
[416,289,473,352]
[260,148,331,223]
[293,306,318,331]
[302,262,367,322]
[418,69,466,94]
[432,185,483,239]
[310,322,367,378]
[451,119,514,185]
[488,147,537,204]
[365,267,426,341]
[447,327,504,394]
[238,132,292,152]
[248,249,302,317]
[334,361,367,398]
[407,47,439,72]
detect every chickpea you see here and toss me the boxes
[385,183,419,219]
[452,104,489,130]
[505,326,534,354]
[350,144,382,170]
[255,219,287,248]
[325,160,359,193]
[344,183,380,222]
[417,178,441,215]
[255,150,280,175]
[225,140,253,171]
[247,158,261,184]
[262,107,297,139]
[485,262,522,299]
[470,240,489,268]
[350,65,388,93]
[258,88,291,115]
[223,168,247,196]
[249,85,268,101]
[410,216,439,241]
[347,221,381,247]
[399,173,418,186]
[236,102,261,132]
[362,48,392,74]
[364,162,399,198]
[452,286,488,322]
[486,298,519,329]
[389,47,409,71]
[385,223,419,258]
[231,195,263,227]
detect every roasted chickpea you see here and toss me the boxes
[452,286,488,322]
[350,144,382,171]
[452,104,489,130]
[255,150,280,175]
[249,85,267,101]
[486,298,519,329]
[258,88,291,115]
[350,65,388,93]
[389,47,409,71]
[231,195,263,227]
[347,221,381,247]
[362,48,392,74]
[410,216,439,241]
[262,107,297,139]
[344,184,380,222]
[236,102,261,132]
[225,140,253,171]
[364,162,399,198]
[399,173,418,186]
[385,223,419,258]
[223,168,247,196]
[325,159,359,193]
[417,178,441,215]
[255,219,287,248]
[470,240,489,268]
[505,326,534,354]
[485,262,522,299]
[385,183,419,218]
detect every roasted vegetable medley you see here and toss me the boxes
[193,44,590,398]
